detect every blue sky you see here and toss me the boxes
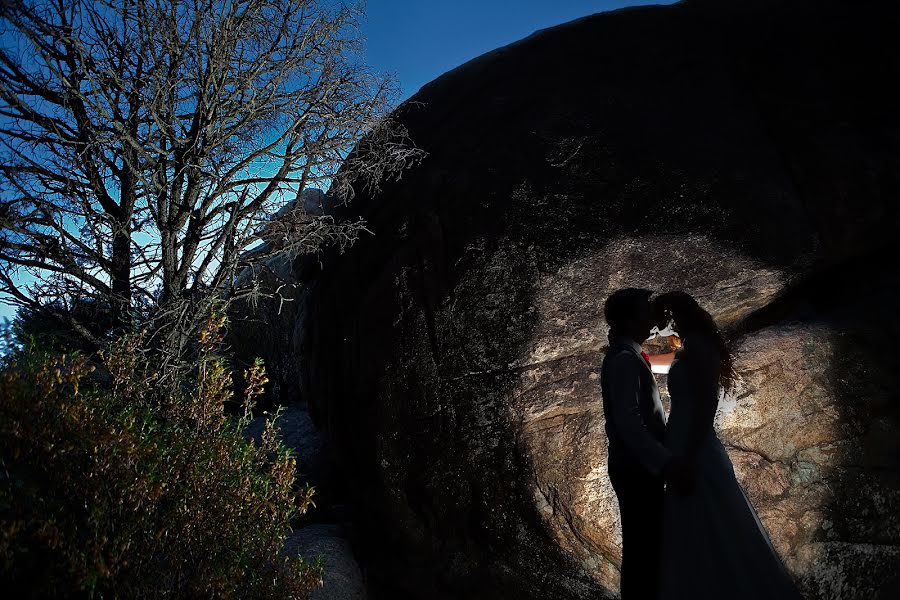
[364,0,677,101]
[0,0,675,322]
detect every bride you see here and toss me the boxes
[650,291,804,600]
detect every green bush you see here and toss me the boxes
[9,298,117,356]
[0,313,323,599]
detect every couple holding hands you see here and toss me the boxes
[600,289,803,599]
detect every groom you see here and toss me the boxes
[600,288,686,599]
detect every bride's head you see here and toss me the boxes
[652,291,713,337]
[652,291,738,393]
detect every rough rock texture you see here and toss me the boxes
[245,405,332,487]
[285,524,368,600]
[284,1,900,599]
[228,188,336,408]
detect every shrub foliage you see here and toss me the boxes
[0,313,323,598]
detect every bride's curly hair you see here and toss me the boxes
[652,291,739,394]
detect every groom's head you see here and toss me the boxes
[604,288,654,343]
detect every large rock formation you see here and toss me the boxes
[282,1,900,598]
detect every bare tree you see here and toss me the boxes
[0,0,423,361]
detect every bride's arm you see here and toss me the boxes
[681,337,722,463]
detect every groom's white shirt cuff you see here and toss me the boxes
[607,342,672,476]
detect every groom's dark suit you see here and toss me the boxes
[601,334,671,600]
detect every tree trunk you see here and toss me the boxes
[111,224,132,331]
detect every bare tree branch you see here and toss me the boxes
[0,0,426,362]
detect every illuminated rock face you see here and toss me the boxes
[294,1,900,598]
[506,243,900,598]
[720,322,900,600]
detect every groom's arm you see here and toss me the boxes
[607,352,673,476]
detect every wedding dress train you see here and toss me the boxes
[659,334,803,600]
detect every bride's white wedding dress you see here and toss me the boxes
[660,333,804,600]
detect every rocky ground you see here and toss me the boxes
[246,405,367,600]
